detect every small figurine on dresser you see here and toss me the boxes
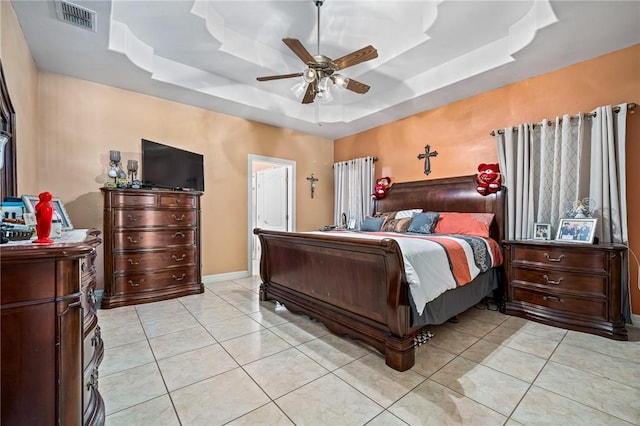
[34,191,54,243]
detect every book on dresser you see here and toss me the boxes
[100,187,204,308]
[0,229,104,425]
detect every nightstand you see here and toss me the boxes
[502,240,628,340]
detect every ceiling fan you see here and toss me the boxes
[256,0,378,104]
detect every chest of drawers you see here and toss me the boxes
[503,240,627,340]
[101,188,204,308]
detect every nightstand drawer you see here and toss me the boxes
[511,245,607,273]
[512,287,607,321]
[511,268,607,296]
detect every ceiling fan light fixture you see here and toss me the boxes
[333,74,349,89]
[318,76,331,92]
[302,68,317,83]
[291,81,307,100]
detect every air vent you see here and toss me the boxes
[55,0,96,32]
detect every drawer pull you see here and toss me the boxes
[172,273,187,281]
[88,288,97,305]
[172,254,186,262]
[543,295,563,303]
[172,214,186,221]
[127,236,142,244]
[173,232,186,239]
[542,275,563,285]
[87,368,99,391]
[175,198,182,204]
[127,258,141,265]
[127,215,141,222]
[81,261,88,272]
[543,253,565,263]
[91,326,102,347]
[128,279,145,287]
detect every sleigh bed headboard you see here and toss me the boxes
[374,175,506,242]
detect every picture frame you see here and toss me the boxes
[21,195,74,231]
[555,218,597,243]
[533,222,551,240]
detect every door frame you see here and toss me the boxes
[247,154,295,277]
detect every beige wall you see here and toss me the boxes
[2,2,334,287]
[335,44,640,314]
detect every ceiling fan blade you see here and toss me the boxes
[301,83,315,104]
[333,45,378,70]
[344,78,371,94]
[283,38,316,65]
[257,72,303,82]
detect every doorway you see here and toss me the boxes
[247,155,295,276]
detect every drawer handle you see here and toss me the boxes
[172,273,187,281]
[87,368,99,391]
[542,275,563,285]
[127,258,141,265]
[173,232,186,238]
[175,198,182,204]
[127,215,141,222]
[543,295,563,303]
[172,254,186,262]
[127,236,142,244]
[128,279,144,287]
[172,214,186,221]
[88,288,97,305]
[81,261,88,272]
[543,253,565,263]
[91,326,102,347]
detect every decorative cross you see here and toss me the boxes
[417,145,438,175]
[306,174,318,198]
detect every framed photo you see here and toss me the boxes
[21,195,74,231]
[556,218,597,244]
[533,223,551,240]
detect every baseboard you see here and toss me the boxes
[202,271,250,283]
[630,313,640,327]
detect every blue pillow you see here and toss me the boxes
[360,216,385,232]
[408,211,440,234]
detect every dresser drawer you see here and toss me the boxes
[114,268,197,294]
[511,268,607,297]
[512,287,607,321]
[114,229,195,249]
[113,248,196,272]
[113,209,196,228]
[511,245,607,273]
[111,193,157,207]
[159,194,196,208]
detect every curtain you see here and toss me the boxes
[495,103,630,321]
[333,156,375,229]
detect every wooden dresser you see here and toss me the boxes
[0,230,104,425]
[503,240,628,340]
[100,187,204,308]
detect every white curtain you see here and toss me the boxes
[495,103,630,322]
[495,104,628,244]
[333,156,375,229]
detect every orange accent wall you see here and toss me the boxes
[336,44,640,315]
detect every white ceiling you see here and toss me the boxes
[10,0,640,139]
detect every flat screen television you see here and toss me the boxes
[141,139,205,192]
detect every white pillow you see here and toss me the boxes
[395,209,422,219]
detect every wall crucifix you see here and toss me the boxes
[417,145,438,175]
[306,174,318,198]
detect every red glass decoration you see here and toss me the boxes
[33,191,54,243]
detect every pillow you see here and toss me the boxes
[360,216,385,232]
[381,217,412,233]
[433,212,495,237]
[394,209,423,219]
[408,211,440,234]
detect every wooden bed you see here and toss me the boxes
[254,175,505,371]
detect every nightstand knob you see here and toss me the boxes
[544,253,565,262]
[542,275,563,285]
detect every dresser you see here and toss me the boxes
[503,240,628,340]
[0,230,105,425]
[100,187,204,308]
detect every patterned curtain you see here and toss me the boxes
[495,103,630,322]
[333,156,375,229]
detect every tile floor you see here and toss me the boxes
[98,276,640,425]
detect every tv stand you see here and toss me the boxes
[100,187,204,308]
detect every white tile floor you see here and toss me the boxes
[98,276,640,425]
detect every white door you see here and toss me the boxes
[255,166,288,265]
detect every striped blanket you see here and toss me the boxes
[314,231,503,315]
